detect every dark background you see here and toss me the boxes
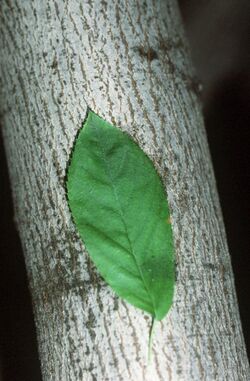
[0,1,249,379]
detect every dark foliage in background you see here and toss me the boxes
[0,1,249,379]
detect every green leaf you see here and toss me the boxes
[66,110,175,320]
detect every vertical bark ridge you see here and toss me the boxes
[0,0,249,380]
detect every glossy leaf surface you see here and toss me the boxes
[66,110,175,320]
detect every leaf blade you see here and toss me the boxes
[66,110,175,320]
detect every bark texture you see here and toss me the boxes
[0,0,249,380]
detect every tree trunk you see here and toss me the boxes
[0,0,249,380]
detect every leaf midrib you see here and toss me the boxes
[92,121,156,316]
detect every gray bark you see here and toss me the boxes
[0,0,249,380]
